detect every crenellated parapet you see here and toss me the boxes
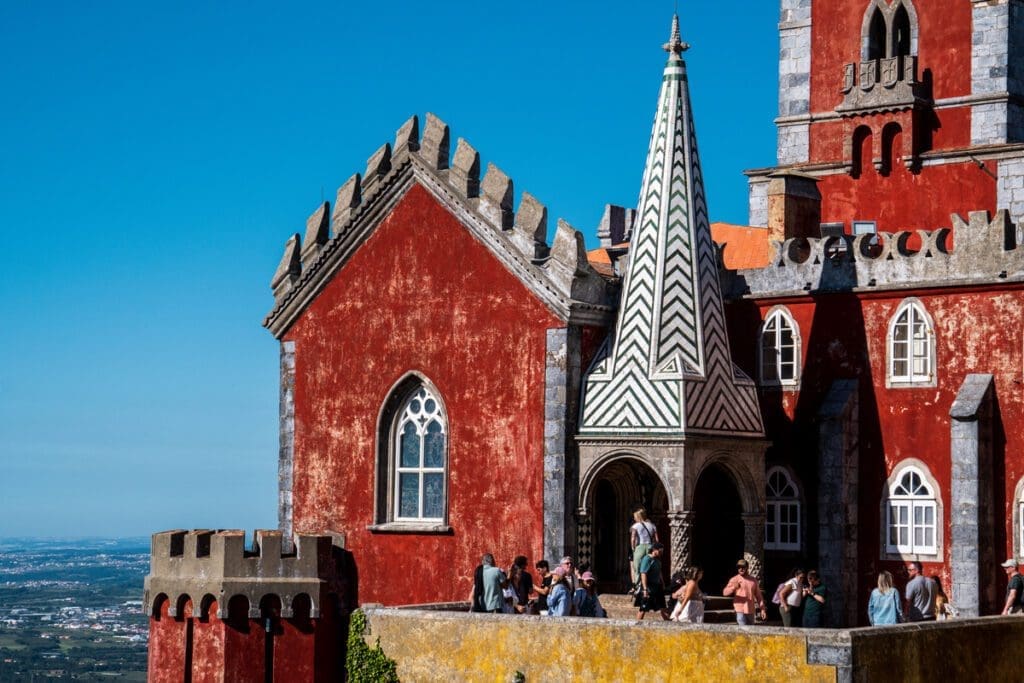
[723,210,1024,298]
[143,529,346,620]
[263,113,613,337]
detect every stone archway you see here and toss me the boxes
[692,463,745,594]
[582,456,669,594]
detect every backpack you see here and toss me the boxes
[771,581,788,605]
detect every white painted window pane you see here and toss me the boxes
[398,474,419,518]
[423,474,444,519]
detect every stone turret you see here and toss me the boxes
[144,529,347,682]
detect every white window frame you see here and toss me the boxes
[765,466,802,551]
[882,462,940,558]
[393,386,447,522]
[758,306,801,388]
[886,298,936,388]
[371,374,451,533]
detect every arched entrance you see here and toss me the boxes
[692,463,745,594]
[587,458,668,594]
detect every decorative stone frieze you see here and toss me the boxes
[724,210,1024,299]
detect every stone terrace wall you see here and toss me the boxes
[361,608,835,682]
[361,608,1024,683]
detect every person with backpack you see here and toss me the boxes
[1000,559,1024,615]
[773,568,806,627]
[630,508,659,586]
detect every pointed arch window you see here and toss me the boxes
[884,463,939,556]
[373,377,450,531]
[887,298,935,387]
[765,467,801,551]
[759,307,800,387]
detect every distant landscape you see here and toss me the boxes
[0,537,149,681]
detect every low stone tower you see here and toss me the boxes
[144,529,348,682]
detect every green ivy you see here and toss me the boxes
[346,609,399,682]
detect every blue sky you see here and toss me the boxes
[0,2,778,537]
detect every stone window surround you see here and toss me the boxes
[859,0,919,62]
[886,297,937,389]
[1014,477,1024,562]
[758,305,801,389]
[881,458,943,561]
[369,372,452,534]
[765,465,802,552]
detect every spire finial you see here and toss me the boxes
[663,13,689,54]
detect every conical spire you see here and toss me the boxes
[580,15,763,435]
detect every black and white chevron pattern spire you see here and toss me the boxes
[580,15,763,436]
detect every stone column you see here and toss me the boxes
[742,513,766,585]
[668,511,696,575]
[950,374,995,618]
[817,379,859,628]
[543,328,582,563]
[279,341,296,552]
[576,512,593,570]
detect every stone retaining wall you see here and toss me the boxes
[360,607,1024,682]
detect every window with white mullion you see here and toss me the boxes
[393,387,446,522]
[765,467,802,551]
[884,464,939,556]
[888,300,935,385]
[759,308,800,386]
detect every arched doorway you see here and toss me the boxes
[588,457,668,594]
[692,463,745,594]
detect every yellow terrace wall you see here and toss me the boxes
[360,608,1024,683]
[360,608,836,682]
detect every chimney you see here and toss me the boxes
[767,171,821,243]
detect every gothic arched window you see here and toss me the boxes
[884,463,939,556]
[867,8,886,60]
[765,467,801,551]
[759,306,800,387]
[887,298,935,387]
[374,376,449,528]
[860,0,919,61]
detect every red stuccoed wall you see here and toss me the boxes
[815,160,997,233]
[801,1,991,233]
[148,598,187,683]
[727,284,1024,622]
[810,0,973,114]
[284,182,564,605]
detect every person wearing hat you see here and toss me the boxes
[723,558,766,625]
[573,571,607,618]
[1001,559,1024,615]
[634,543,668,620]
[547,566,571,616]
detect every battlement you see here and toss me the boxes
[143,529,345,619]
[263,113,612,336]
[724,210,1024,298]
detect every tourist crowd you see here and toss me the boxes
[468,507,1024,626]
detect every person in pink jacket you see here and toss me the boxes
[723,558,766,625]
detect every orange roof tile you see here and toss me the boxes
[710,222,771,270]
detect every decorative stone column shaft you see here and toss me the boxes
[576,513,593,570]
[741,512,766,587]
[668,511,696,576]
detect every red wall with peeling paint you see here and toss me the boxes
[727,283,1024,621]
[285,182,564,605]
[802,1,993,234]
[810,0,973,114]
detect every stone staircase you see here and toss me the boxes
[599,593,738,623]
